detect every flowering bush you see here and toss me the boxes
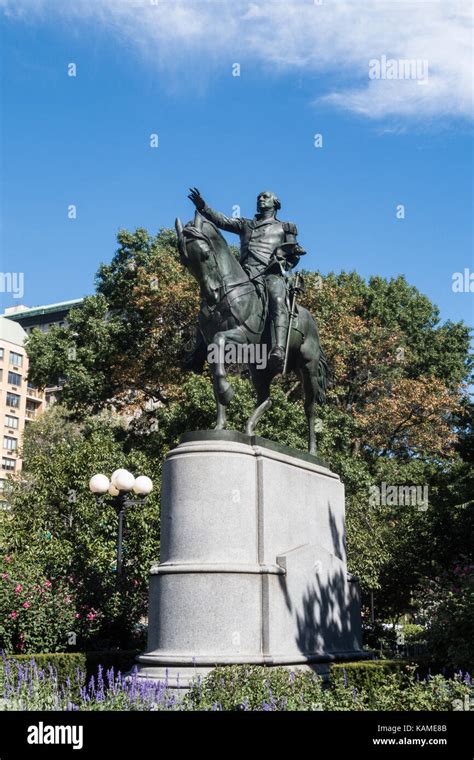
[0,656,178,711]
[0,555,78,654]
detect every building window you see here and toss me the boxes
[9,351,23,368]
[0,348,4,360]
[5,416,19,430]
[6,393,20,408]
[8,371,21,387]
[3,437,17,451]
[1,458,15,471]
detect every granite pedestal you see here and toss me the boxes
[134,431,365,688]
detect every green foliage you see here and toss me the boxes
[0,656,470,711]
[185,665,325,711]
[0,555,77,654]
[0,650,139,688]
[186,664,471,711]
[331,660,411,693]
[402,624,426,644]
[0,652,87,690]
[0,407,160,651]
[26,229,199,411]
[423,561,474,672]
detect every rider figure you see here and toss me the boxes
[188,188,305,371]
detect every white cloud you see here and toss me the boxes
[1,0,472,122]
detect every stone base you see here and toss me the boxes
[134,432,367,690]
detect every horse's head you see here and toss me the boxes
[175,212,232,302]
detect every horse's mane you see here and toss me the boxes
[183,218,230,259]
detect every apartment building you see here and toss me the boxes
[0,317,45,498]
[4,298,83,407]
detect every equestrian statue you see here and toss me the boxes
[175,188,328,455]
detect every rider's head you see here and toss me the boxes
[256,190,281,214]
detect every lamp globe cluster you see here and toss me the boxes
[89,469,153,496]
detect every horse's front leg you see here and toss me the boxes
[211,329,243,406]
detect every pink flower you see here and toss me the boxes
[10,611,17,619]
[4,556,12,564]
[1,572,8,580]
[15,584,23,593]
[44,580,52,588]
[64,595,72,604]
[75,613,81,619]
[22,602,30,609]
[86,612,96,622]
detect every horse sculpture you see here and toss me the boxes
[175,212,328,455]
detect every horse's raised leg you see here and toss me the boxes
[246,364,273,436]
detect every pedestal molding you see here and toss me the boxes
[150,562,285,576]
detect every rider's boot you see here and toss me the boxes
[268,320,289,373]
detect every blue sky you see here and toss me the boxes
[0,0,472,328]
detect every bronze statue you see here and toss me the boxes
[176,189,327,454]
[188,188,304,370]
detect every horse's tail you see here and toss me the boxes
[316,345,329,404]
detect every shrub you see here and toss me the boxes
[0,555,78,654]
[331,659,409,693]
[402,624,426,644]
[185,665,325,711]
[0,650,140,689]
[185,663,472,712]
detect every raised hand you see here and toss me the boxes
[188,187,206,211]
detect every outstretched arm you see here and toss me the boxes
[188,187,244,234]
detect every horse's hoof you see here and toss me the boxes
[218,384,235,405]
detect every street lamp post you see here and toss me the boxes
[89,469,153,578]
